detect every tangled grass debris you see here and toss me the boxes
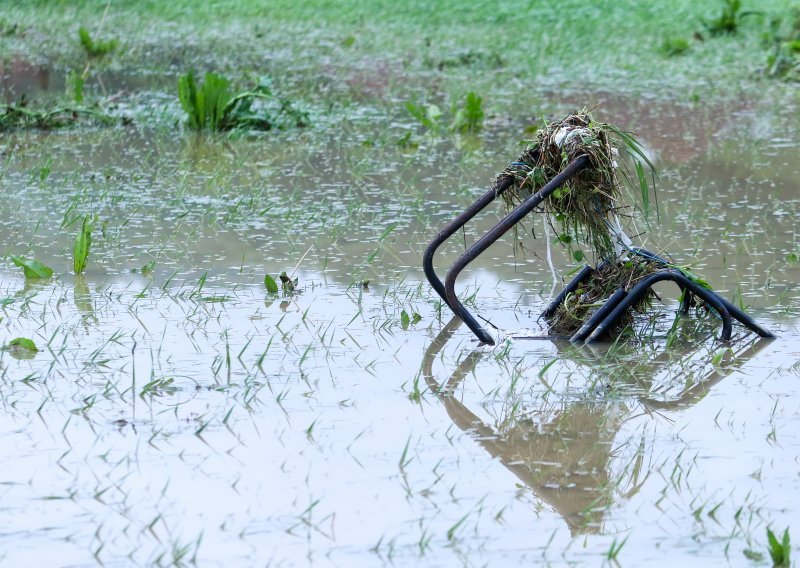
[502,108,654,262]
[498,108,708,336]
[0,97,118,131]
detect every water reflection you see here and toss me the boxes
[422,317,770,534]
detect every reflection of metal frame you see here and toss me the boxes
[421,318,770,534]
[423,156,774,345]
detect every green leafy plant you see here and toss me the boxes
[660,36,691,56]
[766,527,791,567]
[73,215,92,274]
[178,71,309,132]
[10,255,53,279]
[406,92,485,136]
[264,274,279,294]
[451,92,484,133]
[78,26,118,57]
[405,101,443,132]
[765,9,800,80]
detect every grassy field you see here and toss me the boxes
[4,0,799,105]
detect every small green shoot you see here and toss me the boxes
[66,70,85,104]
[78,26,118,57]
[606,535,629,561]
[73,215,92,274]
[405,101,443,132]
[450,92,484,134]
[660,36,691,56]
[766,527,791,567]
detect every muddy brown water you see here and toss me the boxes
[1,87,799,566]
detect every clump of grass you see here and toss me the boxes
[660,36,691,56]
[502,108,654,261]
[702,0,760,36]
[178,71,309,132]
[78,26,118,57]
[0,96,116,131]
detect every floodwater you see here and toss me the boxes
[1,79,800,567]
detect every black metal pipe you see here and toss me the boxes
[423,176,515,309]
[631,248,772,337]
[570,288,628,342]
[541,264,594,319]
[714,296,775,338]
[444,156,591,345]
[585,271,733,343]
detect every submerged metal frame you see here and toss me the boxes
[423,156,775,345]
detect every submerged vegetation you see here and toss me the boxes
[0,98,116,130]
[406,91,485,135]
[177,70,309,132]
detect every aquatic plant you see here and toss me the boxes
[406,91,485,135]
[450,92,484,134]
[264,274,279,293]
[73,215,92,274]
[177,71,309,132]
[78,26,118,57]
[766,527,791,567]
[9,255,53,279]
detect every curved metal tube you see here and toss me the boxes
[443,156,591,345]
[541,265,594,319]
[570,288,628,342]
[585,271,733,342]
[423,177,515,338]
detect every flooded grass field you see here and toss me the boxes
[2,1,800,566]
